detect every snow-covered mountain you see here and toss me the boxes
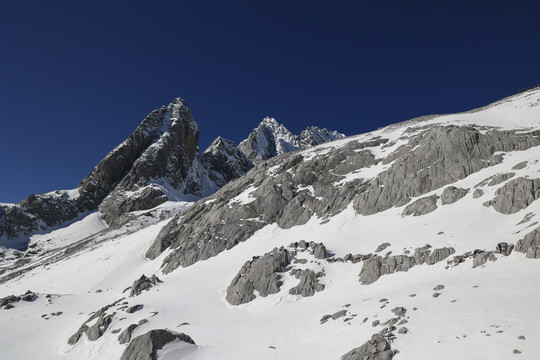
[238,117,345,163]
[2,89,540,360]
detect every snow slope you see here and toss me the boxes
[1,88,540,360]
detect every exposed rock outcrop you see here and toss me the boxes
[441,186,469,205]
[515,226,540,255]
[402,195,439,216]
[226,248,290,305]
[119,329,195,360]
[288,269,325,297]
[359,247,455,284]
[488,178,540,214]
[341,334,396,360]
[129,275,162,297]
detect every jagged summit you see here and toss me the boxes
[238,117,345,163]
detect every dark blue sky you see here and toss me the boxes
[1,1,539,203]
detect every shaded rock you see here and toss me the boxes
[359,256,383,284]
[289,269,325,297]
[473,189,484,198]
[516,226,540,254]
[398,327,408,334]
[496,242,514,256]
[226,248,290,305]
[86,313,114,341]
[320,315,332,324]
[130,275,162,297]
[490,178,540,214]
[441,186,469,205]
[488,173,515,186]
[427,247,455,265]
[119,324,139,344]
[331,310,347,320]
[391,307,407,317]
[512,161,528,170]
[119,329,195,360]
[472,251,497,268]
[127,305,144,313]
[20,290,37,302]
[341,334,396,360]
[311,243,327,259]
[0,295,21,308]
[375,243,391,253]
[526,246,540,258]
[402,195,439,216]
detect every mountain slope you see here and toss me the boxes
[1,89,540,360]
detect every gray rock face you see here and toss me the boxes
[68,299,123,345]
[341,334,395,360]
[226,248,290,305]
[289,269,325,297]
[119,329,195,360]
[516,226,540,254]
[402,195,439,216]
[353,126,540,216]
[359,247,455,284]
[441,186,469,205]
[311,243,327,259]
[147,125,540,274]
[489,178,540,214]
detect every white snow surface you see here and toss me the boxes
[1,89,540,359]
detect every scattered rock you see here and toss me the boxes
[372,320,380,327]
[433,285,445,291]
[513,349,522,354]
[432,293,441,298]
[518,335,526,340]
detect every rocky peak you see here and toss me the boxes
[238,117,344,164]
[201,137,253,189]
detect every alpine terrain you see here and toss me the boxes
[1,89,540,360]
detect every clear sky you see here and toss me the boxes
[1,1,539,203]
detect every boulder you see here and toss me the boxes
[119,329,195,360]
[226,248,290,305]
[130,275,162,297]
[119,324,139,344]
[490,178,540,214]
[441,186,469,205]
[402,195,439,216]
